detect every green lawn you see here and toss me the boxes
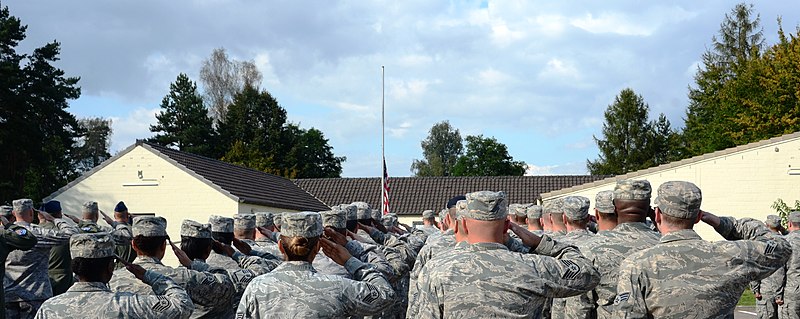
[738,288,756,306]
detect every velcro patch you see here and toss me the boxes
[614,292,630,304]
[560,259,580,280]
[14,228,26,236]
[363,284,380,304]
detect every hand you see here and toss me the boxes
[98,209,114,225]
[232,237,252,255]
[346,230,369,243]
[257,226,274,240]
[776,297,784,305]
[754,292,762,300]
[392,226,407,235]
[117,254,147,281]
[168,237,191,267]
[37,210,55,222]
[213,240,235,257]
[114,211,129,224]
[508,222,541,249]
[63,214,81,223]
[373,221,388,234]
[399,222,414,232]
[324,227,348,246]
[357,222,375,234]
[700,210,721,228]
[0,215,9,228]
[320,237,352,266]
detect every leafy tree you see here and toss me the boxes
[73,117,112,173]
[285,125,345,178]
[451,135,526,176]
[149,73,218,157]
[200,48,262,124]
[411,121,463,176]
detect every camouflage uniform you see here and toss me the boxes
[565,180,660,319]
[235,212,395,318]
[783,212,800,319]
[408,191,600,318]
[751,215,787,319]
[252,212,282,258]
[526,204,544,235]
[0,205,37,319]
[614,181,792,318]
[34,233,194,319]
[554,196,594,319]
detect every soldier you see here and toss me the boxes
[514,203,528,225]
[206,215,241,270]
[232,214,277,260]
[613,181,792,317]
[508,203,521,224]
[236,212,395,317]
[34,232,194,318]
[783,211,800,319]
[0,205,37,319]
[0,206,14,224]
[40,201,73,296]
[555,196,596,319]
[566,180,661,319]
[109,216,236,318]
[549,198,568,236]
[408,191,600,318]
[272,213,283,232]
[351,202,379,245]
[77,202,133,246]
[253,212,281,258]
[419,210,439,237]
[5,199,78,319]
[409,197,462,287]
[594,190,617,232]
[526,204,544,235]
[541,200,554,233]
[113,201,136,268]
[751,214,787,319]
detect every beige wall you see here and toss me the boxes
[544,137,800,240]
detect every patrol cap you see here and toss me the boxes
[765,215,782,228]
[352,202,371,220]
[209,215,234,233]
[614,179,652,201]
[508,204,520,216]
[462,191,508,221]
[234,213,256,230]
[0,205,12,217]
[342,204,358,221]
[320,209,347,229]
[281,212,323,238]
[526,205,543,220]
[181,220,212,239]
[70,233,115,259]
[421,210,435,219]
[446,195,466,209]
[255,212,274,228]
[43,201,61,214]
[544,199,562,215]
[595,190,614,214]
[133,216,168,237]
[82,201,99,215]
[454,199,468,219]
[654,181,702,219]
[12,199,33,213]
[515,204,529,217]
[381,214,398,227]
[563,196,591,221]
[438,208,448,222]
[371,209,382,221]
[273,213,284,227]
[789,211,800,224]
[541,200,552,217]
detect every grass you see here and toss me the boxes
[738,288,756,306]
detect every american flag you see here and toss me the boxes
[382,157,390,215]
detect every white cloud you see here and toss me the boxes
[388,121,413,138]
[526,164,559,175]
[109,107,160,153]
[253,52,281,86]
[539,58,580,80]
[388,79,431,100]
[526,162,588,175]
[477,68,512,86]
[570,12,654,36]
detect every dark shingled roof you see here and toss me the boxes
[293,175,610,215]
[144,142,329,212]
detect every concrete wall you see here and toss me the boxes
[543,136,800,240]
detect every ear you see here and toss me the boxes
[595,210,602,222]
[278,239,286,255]
[461,219,469,235]
[654,207,662,224]
[694,210,703,225]
[503,219,510,233]
[562,214,568,225]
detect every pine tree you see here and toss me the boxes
[587,89,654,175]
[149,73,218,157]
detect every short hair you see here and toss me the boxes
[72,256,114,282]
[132,235,167,256]
[212,232,233,246]
[181,236,213,260]
[280,235,319,261]
[346,220,358,232]
[660,213,695,229]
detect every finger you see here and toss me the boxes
[116,254,133,267]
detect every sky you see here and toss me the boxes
[6,1,800,177]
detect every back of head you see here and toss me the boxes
[613,179,652,223]
[70,233,115,283]
[321,209,347,233]
[280,212,323,261]
[82,201,99,222]
[132,216,168,257]
[209,215,234,246]
[788,211,800,230]
[655,181,702,230]
[563,196,591,229]
[180,220,213,260]
[12,199,33,222]
[526,204,543,226]
[459,191,508,243]
[234,213,256,239]
[43,200,62,218]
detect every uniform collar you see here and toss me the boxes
[660,229,702,243]
[134,256,163,265]
[612,222,653,233]
[278,261,316,272]
[456,241,508,251]
[567,229,591,236]
[443,229,455,236]
[68,282,111,293]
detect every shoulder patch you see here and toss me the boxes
[151,295,172,312]
[614,292,630,304]
[560,259,581,280]
[14,228,26,236]
[765,240,777,255]
[363,284,380,304]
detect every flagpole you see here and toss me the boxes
[381,66,385,214]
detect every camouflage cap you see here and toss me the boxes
[462,191,508,221]
[12,199,33,213]
[789,211,800,224]
[421,210,435,219]
[208,215,234,233]
[320,209,347,229]
[614,179,652,201]
[508,204,520,216]
[515,204,529,217]
[654,181,702,219]
[180,220,212,239]
[526,205,543,219]
[132,216,168,237]
[541,200,552,217]
[273,213,284,227]
[352,202,371,220]
[371,209,382,221]
[82,201,99,215]
[255,212,274,228]
[70,233,115,259]
[595,190,614,214]
[563,196,591,221]
[340,204,357,221]
[234,213,256,230]
[281,212,323,238]
[381,214,398,227]
[765,215,782,228]
[454,199,469,219]
[544,198,563,215]
[439,208,448,222]
[0,205,12,217]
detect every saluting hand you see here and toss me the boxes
[324,227,348,246]
[320,237,352,266]
[168,237,191,267]
[213,240,235,257]
[232,237,252,255]
[118,254,147,281]
[98,209,114,225]
[36,210,55,222]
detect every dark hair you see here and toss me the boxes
[72,256,114,282]
[212,232,233,245]
[357,219,373,226]
[346,220,358,232]
[181,236,213,260]
[132,235,167,256]
[280,235,319,261]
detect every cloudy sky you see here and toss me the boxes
[7,1,800,177]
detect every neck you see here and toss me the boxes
[527,223,542,231]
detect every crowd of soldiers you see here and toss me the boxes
[0,178,797,318]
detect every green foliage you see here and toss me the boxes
[149,73,218,158]
[451,135,526,176]
[771,198,800,226]
[74,117,112,173]
[411,121,463,176]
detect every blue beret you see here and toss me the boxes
[447,195,466,209]
[114,201,128,212]
[43,201,61,214]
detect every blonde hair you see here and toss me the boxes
[280,235,319,261]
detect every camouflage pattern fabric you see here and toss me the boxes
[750,233,786,319]
[783,230,800,319]
[553,228,595,319]
[0,224,37,319]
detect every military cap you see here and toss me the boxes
[70,233,115,259]
[340,204,357,221]
[234,213,256,230]
[133,216,168,237]
[371,209,382,221]
[544,199,563,215]
[209,215,234,233]
[321,209,347,229]
[181,220,212,239]
[614,179,652,201]
[273,213,284,227]
[281,212,323,238]
[381,214,398,228]
[654,181,702,219]
[515,204,529,217]
[12,199,33,213]
[82,201,99,215]
[789,211,800,224]
[0,205,12,217]
[508,204,520,216]
[439,208,448,222]
[462,191,508,221]
[526,205,543,220]
[421,210,435,219]
[447,195,466,209]
[43,201,61,214]
[563,196,591,221]
[454,199,468,219]
[595,190,614,214]
[765,215,782,228]
[114,201,128,212]
[351,202,371,220]
[255,212,274,228]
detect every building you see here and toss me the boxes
[541,131,800,240]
